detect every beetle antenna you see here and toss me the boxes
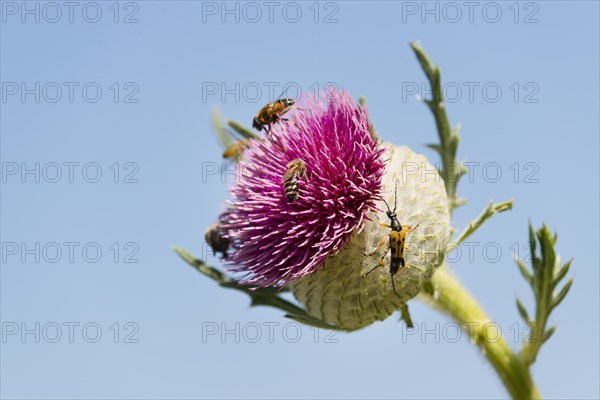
[382,197,392,213]
[393,179,398,213]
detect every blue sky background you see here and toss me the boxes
[1,1,599,398]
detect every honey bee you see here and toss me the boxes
[282,158,307,202]
[204,222,229,257]
[218,124,253,162]
[222,138,250,160]
[363,180,419,293]
[252,98,295,136]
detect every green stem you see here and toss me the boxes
[410,41,465,211]
[419,266,540,399]
[447,200,513,252]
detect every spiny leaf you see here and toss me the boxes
[494,201,513,213]
[452,198,468,209]
[552,259,572,288]
[447,199,513,252]
[515,258,533,286]
[400,303,414,329]
[410,41,465,212]
[284,313,346,331]
[516,298,530,323]
[551,278,574,311]
[173,246,227,283]
[517,223,574,367]
[175,247,310,321]
[432,68,443,104]
[409,41,436,83]
[226,119,257,139]
[543,325,557,343]
[426,143,443,154]
[528,223,537,263]
[422,281,435,296]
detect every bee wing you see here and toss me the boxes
[258,102,274,118]
[281,167,295,184]
[299,165,308,179]
[279,104,294,117]
[282,163,308,184]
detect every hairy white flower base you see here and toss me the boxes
[290,144,453,331]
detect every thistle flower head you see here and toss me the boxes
[291,144,453,330]
[221,90,385,287]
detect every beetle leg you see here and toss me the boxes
[364,236,387,256]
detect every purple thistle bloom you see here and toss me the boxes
[221,90,385,287]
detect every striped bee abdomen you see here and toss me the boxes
[284,178,300,202]
[282,158,307,203]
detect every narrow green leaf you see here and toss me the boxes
[173,245,227,283]
[543,325,557,343]
[552,259,572,288]
[425,143,443,154]
[249,296,272,308]
[541,228,556,279]
[409,41,436,83]
[422,281,435,296]
[284,313,347,331]
[528,223,537,263]
[551,278,574,310]
[358,96,366,107]
[515,258,533,287]
[173,245,198,266]
[516,298,530,323]
[447,199,513,253]
[452,198,467,209]
[449,135,459,153]
[494,200,513,213]
[400,303,414,329]
[433,67,443,104]
[456,163,468,178]
[226,119,257,139]
[409,40,465,212]
[174,246,305,318]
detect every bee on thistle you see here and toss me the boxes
[222,138,250,161]
[363,180,419,293]
[204,222,229,258]
[218,124,254,162]
[282,158,307,202]
[252,98,295,137]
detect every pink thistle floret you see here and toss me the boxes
[221,90,385,287]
